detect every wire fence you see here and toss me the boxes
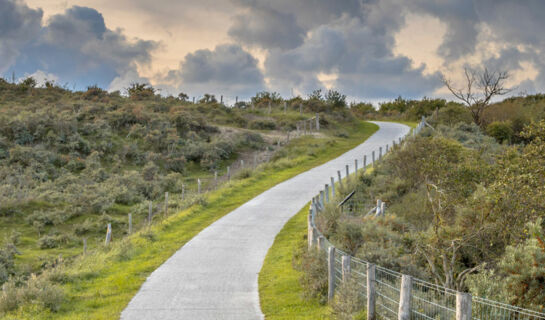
[308,118,545,320]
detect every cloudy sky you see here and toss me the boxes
[1,0,543,102]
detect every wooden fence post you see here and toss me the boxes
[148,201,152,225]
[83,238,87,255]
[214,171,218,186]
[268,101,271,114]
[379,147,383,160]
[328,246,336,302]
[399,137,402,144]
[372,151,375,167]
[355,159,358,172]
[164,192,168,217]
[318,235,326,251]
[342,255,351,281]
[227,166,231,181]
[398,275,412,320]
[376,199,382,216]
[330,177,335,198]
[240,159,244,168]
[325,184,330,203]
[316,113,320,131]
[363,155,367,169]
[308,206,313,249]
[198,178,201,194]
[320,190,325,207]
[128,213,132,235]
[367,263,376,320]
[284,101,287,114]
[345,165,350,181]
[380,201,386,216]
[181,183,185,201]
[337,170,343,189]
[254,154,258,168]
[105,223,112,245]
[456,292,472,320]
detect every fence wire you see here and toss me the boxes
[309,119,545,320]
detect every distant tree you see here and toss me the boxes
[199,94,217,104]
[19,77,36,91]
[127,83,156,100]
[308,89,323,101]
[442,67,511,126]
[379,96,410,114]
[325,90,346,108]
[178,92,189,101]
[251,91,282,106]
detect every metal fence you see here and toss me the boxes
[308,118,545,320]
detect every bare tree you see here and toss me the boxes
[442,67,511,125]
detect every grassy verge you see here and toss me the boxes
[4,121,378,319]
[257,120,413,319]
[259,205,329,319]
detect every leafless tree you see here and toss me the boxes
[442,67,511,126]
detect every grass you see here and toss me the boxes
[4,121,378,319]
[259,205,329,319]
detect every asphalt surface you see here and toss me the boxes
[121,121,410,320]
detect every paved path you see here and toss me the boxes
[121,121,410,320]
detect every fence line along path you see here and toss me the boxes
[121,121,409,320]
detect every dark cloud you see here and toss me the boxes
[0,0,42,73]
[228,5,304,50]
[264,3,442,98]
[157,44,265,98]
[2,3,157,90]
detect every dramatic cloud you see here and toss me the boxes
[157,44,265,98]
[4,0,545,99]
[0,0,42,73]
[263,2,442,98]
[229,5,304,50]
[2,1,157,90]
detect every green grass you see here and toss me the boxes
[5,121,378,319]
[259,205,329,319]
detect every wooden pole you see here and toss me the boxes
[328,246,336,301]
[325,184,329,203]
[398,275,412,320]
[148,201,152,225]
[337,170,343,189]
[128,213,132,235]
[198,178,201,194]
[346,165,350,181]
[379,146,383,160]
[363,155,367,169]
[318,235,326,251]
[181,183,185,201]
[367,264,376,320]
[372,151,375,167]
[227,166,231,181]
[316,113,320,131]
[456,292,472,320]
[83,238,87,255]
[164,192,169,217]
[342,255,351,282]
[330,177,335,198]
[308,206,314,249]
[355,159,358,172]
[105,223,112,245]
[284,101,287,114]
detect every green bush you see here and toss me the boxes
[293,246,328,304]
[249,119,276,130]
[486,121,513,143]
[331,278,366,320]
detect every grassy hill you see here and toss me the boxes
[0,80,378,318]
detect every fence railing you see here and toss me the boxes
[307,118,545,320]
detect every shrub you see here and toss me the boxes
[293,246,328,304]
[249,119,276,130]
[331,278,366,320]
[486,121,513,143]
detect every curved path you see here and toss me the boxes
[121,121,410,320]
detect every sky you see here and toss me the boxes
[1,0,544,102]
